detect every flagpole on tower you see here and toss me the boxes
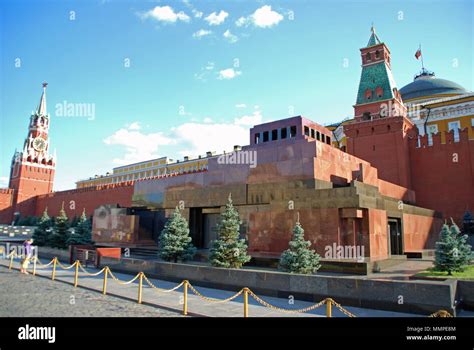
[419,44,424,70]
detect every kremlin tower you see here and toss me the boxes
[344,27,416,189]
[8,82,56,217]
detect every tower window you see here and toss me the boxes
[316,131,321,141]
[366,52,371,61]
[290,126,297,138]
[272,129,278,140]
[375,86,383,98]
[311,128,315,138]
[362,112,372,121]
[254,133,260,144]
[263,131,269,142]
[365,88,372,100]
[375,50,380,59]
[304,126,310,136]
[281,128,287,139]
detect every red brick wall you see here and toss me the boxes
[0,189,14,223]
[409,129,474,223]
[34,183,134,219]
[345,116,416,189]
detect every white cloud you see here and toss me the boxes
[194,62,215,81]
[223,29,238,43]
[203,117,213,123]
[0,176,8,188]
[251,6,283,28]
[141,6,190,23]
[237,6,283,28]
[193,10,203,18]
[235,103,246,108]
[218,68,242,80]
[204,10,229,26]
[172,122,248,157]
[192,29,212,39]
[127,122,141,130]
[235,16,248,27]
[103,127,174,165]
[234,110,262,126]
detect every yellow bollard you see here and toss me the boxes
[33,257,37,276]
[102,267,108,295]
[74,261,79,287]
[137,272,143,304]
[183,280,188,316]
[8,253,14,270]
[243,288,249,318]
[51,257,57,281]
[326,298,332,318]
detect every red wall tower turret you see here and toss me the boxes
[345,27,415,189]
[9,82,56,217]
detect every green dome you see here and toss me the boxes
[400,70,467,101]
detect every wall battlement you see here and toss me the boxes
[409,127,474,150]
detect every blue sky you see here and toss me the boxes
[0,0,472,190]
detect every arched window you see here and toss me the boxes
[366,52,371,61]
[375,50,380,59]
[375,86,383,98]
[362,112,371,121]
[365,88,372,100]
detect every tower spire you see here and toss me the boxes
[36,82,48,116]
[367,24,381,47]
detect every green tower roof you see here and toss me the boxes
[367,25,381,47]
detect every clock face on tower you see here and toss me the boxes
[33,137,47,152]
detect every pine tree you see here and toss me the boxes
[66,209,93,246]
[48,202,69,249]
[279,217,321,274]
[434,222,472,275]
[209,194,251,268]
[32,208,52,246]
[158,207,196,262]
[449,220,472,271]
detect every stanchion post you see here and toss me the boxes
[8,253,14,270]
[33,256,37,276]
[243,288,249,318]
[326,298,332,318]
[74,261,79,287]
[51,257,57,281]
[138,272,143,304]
[102,267,108,295]
[183,280,188,316]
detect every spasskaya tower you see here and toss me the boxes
[9,82,56,216]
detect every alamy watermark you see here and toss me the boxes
[324,243,365,262]
[217,150,257,168]
[55,101,95,121]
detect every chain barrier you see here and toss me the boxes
[78,263,106,277]
[57,260,77,270]
[187,282,244,303]
[247,288,328,314]
[32,256,55,268]
[107,269,141,285]
[2,255,455,318]
[142,274,185,293]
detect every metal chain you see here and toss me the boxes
[247,289,327,314]
[107,269,141,285]
[187,282,244,303]
[328,298,356,317]
[142,274,185,293]
[32,257,55,268]
[78,263,106,276]
[56,260,77,270]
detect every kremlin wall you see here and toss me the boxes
[1,27,473,261]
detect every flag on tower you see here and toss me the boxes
[415,48,422,60]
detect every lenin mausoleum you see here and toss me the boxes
[1,27,473,262]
